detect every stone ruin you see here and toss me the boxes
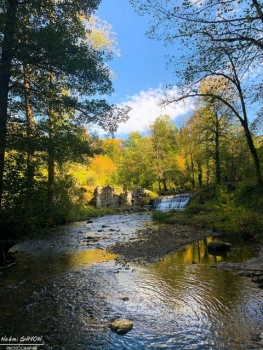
[91,186,150,209]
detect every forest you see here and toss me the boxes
[1,0,263,242]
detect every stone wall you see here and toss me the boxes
[130,188,150,207]
[91,186,150,209]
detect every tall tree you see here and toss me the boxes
[130,0,263,185]
[148,115,178,192]
[198,78,234,185]
[0,0,19,205]
[119,132,156,189]
[161,47,263,185]
[0,0,130,208]
[130,0,263,53]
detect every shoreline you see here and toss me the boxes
[107,223,212,264]
[108,222,263,288]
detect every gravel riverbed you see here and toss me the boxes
[108,222,263,288]
[107,223,212,264]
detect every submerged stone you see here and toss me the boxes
[207,242,232,251]
[109,319,133,334]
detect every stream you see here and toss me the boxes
[0,212,263,350]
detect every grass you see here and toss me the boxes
[67,204,123,222]
[152,183,263,241]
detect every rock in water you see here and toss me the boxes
[208,242,232,251]
[109,319,133,334]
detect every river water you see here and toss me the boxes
[0,212,263,350]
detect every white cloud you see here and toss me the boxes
[114,85,194,136]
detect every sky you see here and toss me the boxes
[95,0,194,138]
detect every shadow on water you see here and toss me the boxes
[0,213,263,349]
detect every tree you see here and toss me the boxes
[197,78,235,185]
[130,0,263,54]
[0,0,19,206]
[102,138,124,166]
[119,132,156,189]
[178,116,207,190]
[130,0,263,185]
[161,47,263,185]
[88,154,117,187]
[0,0,130,208]
[148,115,178,192]
[0,1,131,237]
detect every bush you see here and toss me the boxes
[234,184,263,213]
[213,186,263,238]
[152,210,174,223]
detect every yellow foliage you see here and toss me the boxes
[82,16,120,56]
[89,155,117,186]
[103,138,124,150]
[176,154,187,172]
[102,138,124,163]
[200,76,231,95]
[90,154,116,173]
[67,163,89,186]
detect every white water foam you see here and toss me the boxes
[154,194,191,211]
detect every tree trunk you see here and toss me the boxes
[206,158,210,186]
[190,152,195,190]
[230,51,263,185]
[214,112,221,185]
[0,0,18,206]
[158,176,161,193]
[197,162,202,187]
[23,63,35,185]
[242,120,263,185]
[47,144,55,222]
[47,70,55,225]
[162,177,168,192]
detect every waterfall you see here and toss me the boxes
[154,194,190,211]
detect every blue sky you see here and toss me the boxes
[95,0,194,137]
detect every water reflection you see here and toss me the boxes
[0,215,262,350]
[68,249,117,267]
[144,239,262,349]
[0,250,117,287]
[163,236,255,266]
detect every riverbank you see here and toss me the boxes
[108,223,212,264]
[213,245,263,288]
[108,221,263,288]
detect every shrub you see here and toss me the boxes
[152,210,174,223]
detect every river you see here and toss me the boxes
[0,212,263,350]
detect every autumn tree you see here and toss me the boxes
[101,138,124,166]
[148,115,178,192]
[178,96,253,188]
[178,118,202,190]
[118,132,156,189]
[196,78,236,184]
[130,0,263,56]
[130,0,263,186]
[88,154,117,187]
[161,47,263,185]
[0,0,130,209]
[0,1,131,236]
